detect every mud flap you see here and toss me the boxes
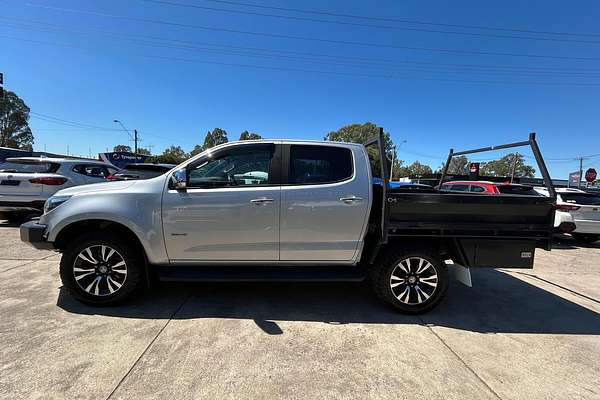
[446,260,472,287]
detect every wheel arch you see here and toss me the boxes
[53,219,151,287]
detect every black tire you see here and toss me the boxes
[370,250,449,314]
[572,233,600,244]
[59,233,144,305]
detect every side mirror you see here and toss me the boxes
[171,168,187,190]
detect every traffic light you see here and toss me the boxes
[0,72,3,99]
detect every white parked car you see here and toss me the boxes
[535,187,600,243]
[0,157,117,222]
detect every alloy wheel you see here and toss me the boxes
[72,245,127,297]
[389,257,438,305]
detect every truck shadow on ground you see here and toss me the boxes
[57,268,600,336]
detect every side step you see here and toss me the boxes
[155,265,368,282]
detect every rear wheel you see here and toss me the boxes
[370,250,449,314]
[572,233,600,243]
[59,233,144,305]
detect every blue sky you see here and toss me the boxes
[2,0,600,178]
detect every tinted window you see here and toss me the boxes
[73,165,109,178]
[561,193,600,205]
[450,184,469,191]
[289,145,353,184]
[470,185,486,193]
[496,185,540,196]
[188,145,274,188]
[0,161,59,173]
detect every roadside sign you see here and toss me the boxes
[568,171,581,187]
[585,168,597,183]
[468,162,480,180]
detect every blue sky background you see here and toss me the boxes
[1,0,600,177]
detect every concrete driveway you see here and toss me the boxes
[1,221,599,400]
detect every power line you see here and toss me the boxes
[30,111,181,144]
[5,34,600,87]
[25,3,600,61]
[4,17,600,76]
[193,0,600,38]
[141,0,600,45]
[4,20,600,80]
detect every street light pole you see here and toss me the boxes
[390,139,407,181]
[113,119,139,155]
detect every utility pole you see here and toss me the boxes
[578,156,584,188]
[509,152,519,183]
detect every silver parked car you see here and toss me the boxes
[0,157,117,222]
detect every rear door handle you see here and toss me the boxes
[340,196,363,203]
[250,197,274,205]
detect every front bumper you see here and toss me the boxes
[20,220,55,250]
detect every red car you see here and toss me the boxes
[440,180,540,195]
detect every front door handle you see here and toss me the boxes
[250,197,274,205]
[340,196,363,203]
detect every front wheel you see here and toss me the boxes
[59,233,144,305]
[370,250,449,314]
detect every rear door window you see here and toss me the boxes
[288,145,353,184]
[449,184,469,191]
[469,185,486,193]
[496,185,540,196]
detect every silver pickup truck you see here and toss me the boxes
[20,132,557,313]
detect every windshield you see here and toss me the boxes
[0,161,60,173]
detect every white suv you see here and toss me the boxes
[535,187,600,243]
[0,157,117,222]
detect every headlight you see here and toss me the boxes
[44,196,71,214]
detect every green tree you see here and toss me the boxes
[325,122,395,178]
[405,161,433,176]
[325,122,394,156]
[190,144,204,157]
[146,146,189,164]
[203,128,228,149]
[239,131,262,140]
[480,153,535,178]
[437,155,469,174]
[0,90,34,151]
[392,160,409,178]
[113,144,132,153]
[136,147,151,156]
